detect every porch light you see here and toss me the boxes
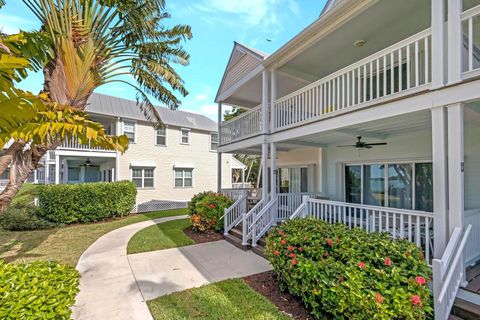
[354,40,366,48]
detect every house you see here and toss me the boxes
[216,0,480,318]
[33,93,240,206]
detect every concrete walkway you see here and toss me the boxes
[72,215,271,320]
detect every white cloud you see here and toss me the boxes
[194,93,209,102]
[0,14,38,34]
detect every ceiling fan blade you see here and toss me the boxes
[365,142,387,146]
[336,145,357,148]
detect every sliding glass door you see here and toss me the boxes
[278,167,308,193]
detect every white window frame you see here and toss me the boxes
[131,167,155,189]
[180,128,190,145]
[123,120,136,143]
[155,126,167,147]
[210,132,219,151]
[174,168,194,188]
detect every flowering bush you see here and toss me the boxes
[189,191,233,232]
[265,218,432,320]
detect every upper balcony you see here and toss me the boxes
[220,104,263,145]
[58,137,115,152]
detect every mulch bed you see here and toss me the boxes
[183,227,224,243]
[244,271,313,320]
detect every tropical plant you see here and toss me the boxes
[0,0,191,211]
[189,191,233,232]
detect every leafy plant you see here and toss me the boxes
[0,204,57,231]
[37,181,137,224]
[189,191,233,232]
[0,260,79,320]
[265,218,432,320]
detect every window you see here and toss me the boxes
[174,168,193,187]
[277,167,309,193]
[156,127,167,146]
[344,161,433,212]
[131,167,155,188]
[181,129,190,144]
[123,121,135,143]
[210,133,219,150]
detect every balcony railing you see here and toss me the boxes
[220,104,262,145]
[274,28,432,131]
[59,137,113,151]
[462,5,480,75]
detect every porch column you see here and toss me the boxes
[431,106,449,257]
[447,103,465,233]
[447,0,463,85]
[261,143,269,200]
[45,163,49,185]
[261,70,269,134]
[54,155,60,184]
[217,102,223,192]
[62,160,68,184]
[431,0,446,88]
[115,117,121,182]
[270,69,277,133]
[270,142,277,197]
[242,168,246,188]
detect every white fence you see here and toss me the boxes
[132,200,187,213]
[274,28,432,130]
[464,209,480,266]
[60,137,111,151]
[462,5,480,74]
[432,225,472,320]
[277,193,327,221]
[220,105,262,145]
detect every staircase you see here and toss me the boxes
[224,224,267,258]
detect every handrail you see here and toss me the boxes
[251,197,278,247]
[221,192,247,221]
[432,225,472,320]
[289,202,306,220]
[221,104,262,126]
[222,192,248,236]
[242,199,265,245]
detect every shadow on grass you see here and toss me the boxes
[0,228,59,263]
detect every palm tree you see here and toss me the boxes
[0,0,191,210]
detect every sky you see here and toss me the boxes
[0,0,326,120]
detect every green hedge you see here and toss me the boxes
[189,191,234,232]
[37,181,137,224]
[0,260,79,319]
[265,218,432,320]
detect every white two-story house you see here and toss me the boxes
[216,1,480,318]
[33,93,240,207]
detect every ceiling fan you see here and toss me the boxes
[337,136,387,149]
[80,158,99,168]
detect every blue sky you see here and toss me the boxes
[0,0,326,120]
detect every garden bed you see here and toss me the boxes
[244,271,312,320]
[183,227,223,243]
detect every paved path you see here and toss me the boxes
[72,215,271,320]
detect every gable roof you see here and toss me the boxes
[86,93,217,132]
[215,42,269,103]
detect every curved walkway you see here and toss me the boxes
[72,215,271,320]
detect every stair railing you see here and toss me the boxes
[242,199,265,246]
[432,224,472,320]
[222,190,248,236]
[251,197,278,247]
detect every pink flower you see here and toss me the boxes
[290,253,296,258]
[274,250,280,256]
[298,247,303,252]
[415,276,426,286]
[326,238,334,247]
[375,293,384,304]
[288,246,294,252]
[281,240,287,246]
[411,295,422,306]
[291,259,298,266]
[358,262,366,269]
[323,252,329,257]
[384,257,392,266]
[209,204,215,209]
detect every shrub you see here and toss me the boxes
[0,205,57,231]
[265,218,432,320]
[37,181,137,224]
[0,260,79,320]
[189,191,234,232]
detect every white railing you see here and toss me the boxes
[60,137,111,151]
[462,5,480,74]
[222,191,248,235]
[251,198,278,247]
[432,225,472,320]
[464,209,480,266]
[220,104,262,145]
[232,182,252,189]
[242,199,265,246]
[221,188,246,201]
[274,28,432,130]
[302,198,434,260]
[277,192,327,221]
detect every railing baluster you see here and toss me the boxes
[469,17,473,72]
[415,40,420,87]
[369,62,373,101]
[406,44,411,90]
[398,48,403,92]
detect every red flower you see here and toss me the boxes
[281,239,287,246]
[290,253,296,258]
[411,295,422,306]
[375,293,384,304]
[288,246,294,252]
[209,204,215,209]
[298,247,303,252]
[358,262,366,269]
[323,252,329,257]
[326,238,334,247]
[415,276,426,286]
[384,257,392,266]
[274,250,280,256]
[291,259,298,265]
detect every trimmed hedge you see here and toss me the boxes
[0,260,79,320]
[189,191,234,232]
[37,181,137,224]
[0,204,57,231]
[265,218,432,320]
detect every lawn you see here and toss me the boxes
[0,208,187,266]
[147,279,290,320]
[127,219,194,254]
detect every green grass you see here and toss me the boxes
[127,219,194,254]
[147,279,290,320]
[0,208,187,266]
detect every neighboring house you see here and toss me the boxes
[217,0,480,318]
[33,93,238,204]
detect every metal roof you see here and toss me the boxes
[86,93,218,132]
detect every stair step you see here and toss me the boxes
[452,297,480,320]
[224,234,249,251]
[229,227,243,240]
[449,315,464,320]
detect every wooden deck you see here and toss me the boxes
[466,261,480,293]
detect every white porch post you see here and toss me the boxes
[242,168,246,188]
[115,117,121,182]
[447,0,463,85]
[217,102,223,192]
[62,160,68,183]
[270,69,276,133]
[431,0,446,88]
[270,142,277,197]
[261,69,269,134]
[45,163,49,185]
[447,103,465,233]
[431,106,449,257]
[261,143,269,201]
[54,155,60,184]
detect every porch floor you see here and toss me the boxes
[466,261,480,294]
